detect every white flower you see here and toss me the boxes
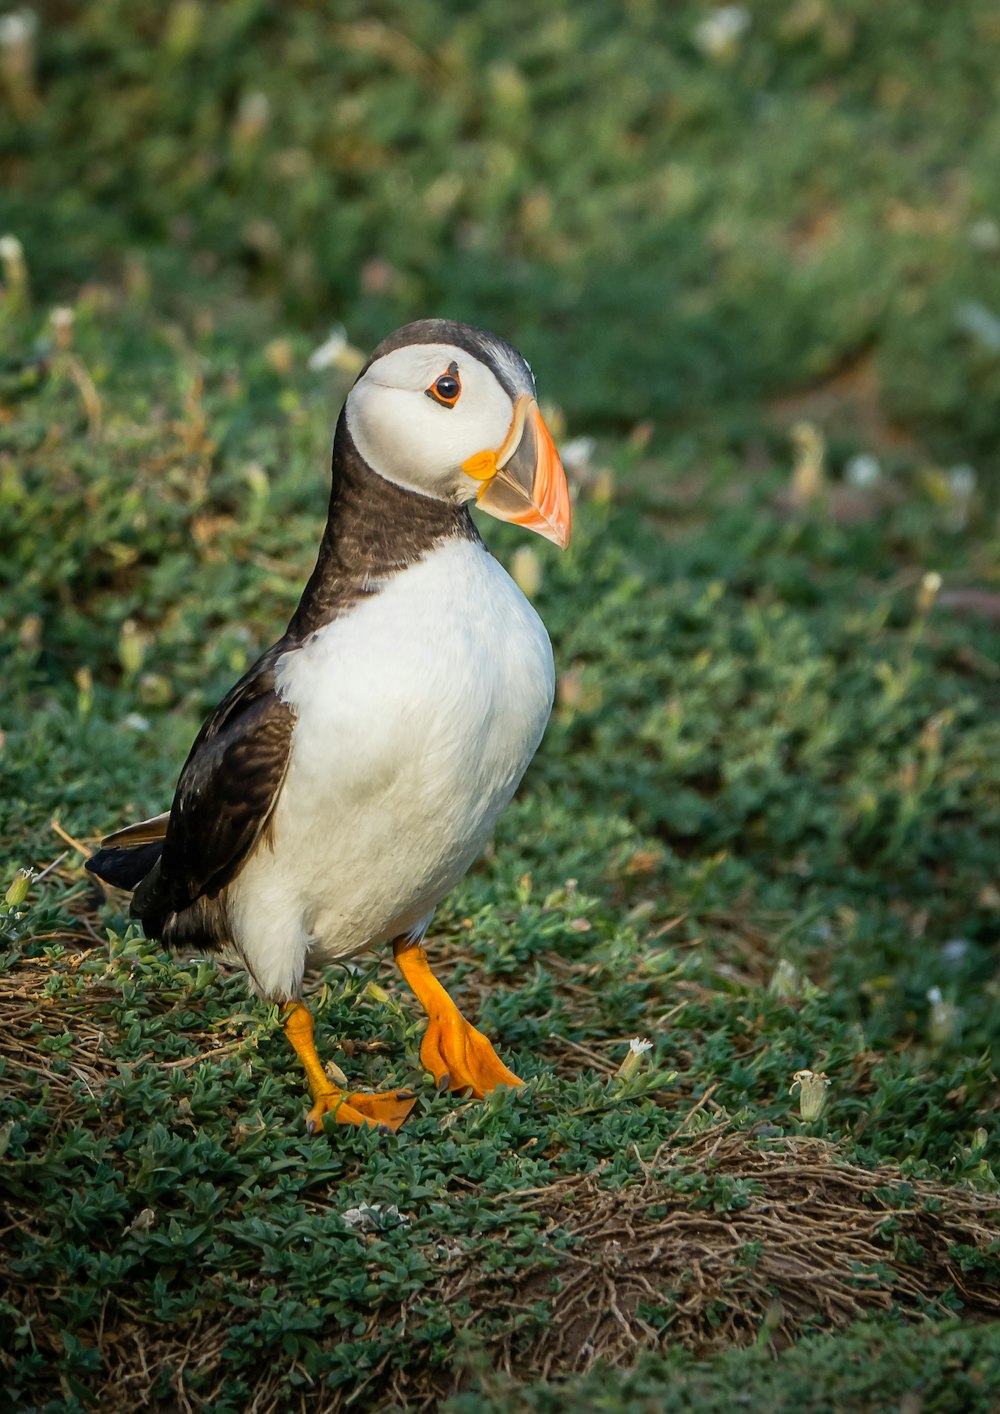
[768,958,802,996]
[926,987,961,1046]
[948,464,976,495]
[955,301,1000,353]
[615,1036,654,1084]
[0,233,27,296]
[942,465,976,531]
[308,325,366,375]
[5,867,33,907]
[510,545,542,598]
[917,571,942,615]
[0,9,37,48]
[51,305,74,349]
[308,326,347,371]
[0,233,23,263]
[789,1068,830,1122]
[559,436,597,474]
[844,454,881,489]
[235,91,270,133]
[941,938,969,968]
[967,218,1000,253]
[693,6,751,60]
[947,464,976,499]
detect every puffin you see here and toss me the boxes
[86,319,571,1133]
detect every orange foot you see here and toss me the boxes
[419,1013,523,1099]
[282,1000,417,1134]
[394,939,524,1099]
[306,1085,417,1134]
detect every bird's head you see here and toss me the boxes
[344,319,571,549]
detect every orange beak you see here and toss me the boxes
[463,396,572,550]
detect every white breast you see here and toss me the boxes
[226,537,555,999]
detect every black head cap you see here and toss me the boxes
[357,319,534,401]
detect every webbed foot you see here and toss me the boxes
[282,999,417,1134]
[393,940,524,1099]
[306,1085,417,1133]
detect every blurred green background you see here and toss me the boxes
[6,0,1000,461]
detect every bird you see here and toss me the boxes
[86,318,571,1133]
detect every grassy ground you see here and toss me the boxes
[2,3,1000,1411]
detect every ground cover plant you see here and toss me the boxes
[2,3,1000,1411]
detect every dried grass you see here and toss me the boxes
[3,943,999,1413]
[28,1126,995,1413]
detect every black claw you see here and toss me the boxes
[397,1090,417,1101]
[437,1073,451,1094]
[306,1118,317,1134]
[377,1124,394,1137]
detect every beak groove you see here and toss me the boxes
[469,396,572,550]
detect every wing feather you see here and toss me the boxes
[131,645,296,928]
[100,812,171,848]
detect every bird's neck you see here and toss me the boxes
[288,411,481,639]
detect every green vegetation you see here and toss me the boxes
[447,1322,1000,1414]
[2,2,999,1410]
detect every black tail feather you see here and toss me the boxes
[86,841,165,892]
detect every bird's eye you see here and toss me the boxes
[426,364,462,407]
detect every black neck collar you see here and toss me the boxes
[288,410,481,640]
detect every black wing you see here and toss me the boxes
[131,643,295,930]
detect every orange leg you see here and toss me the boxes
[393,939,524,1099]
[282,1001,417,1133]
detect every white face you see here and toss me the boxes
[345,341,533,503]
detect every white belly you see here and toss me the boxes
[226,538,554,999]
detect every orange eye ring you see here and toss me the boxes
[426,362,462,408]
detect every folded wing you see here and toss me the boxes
[87,645,296,942]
